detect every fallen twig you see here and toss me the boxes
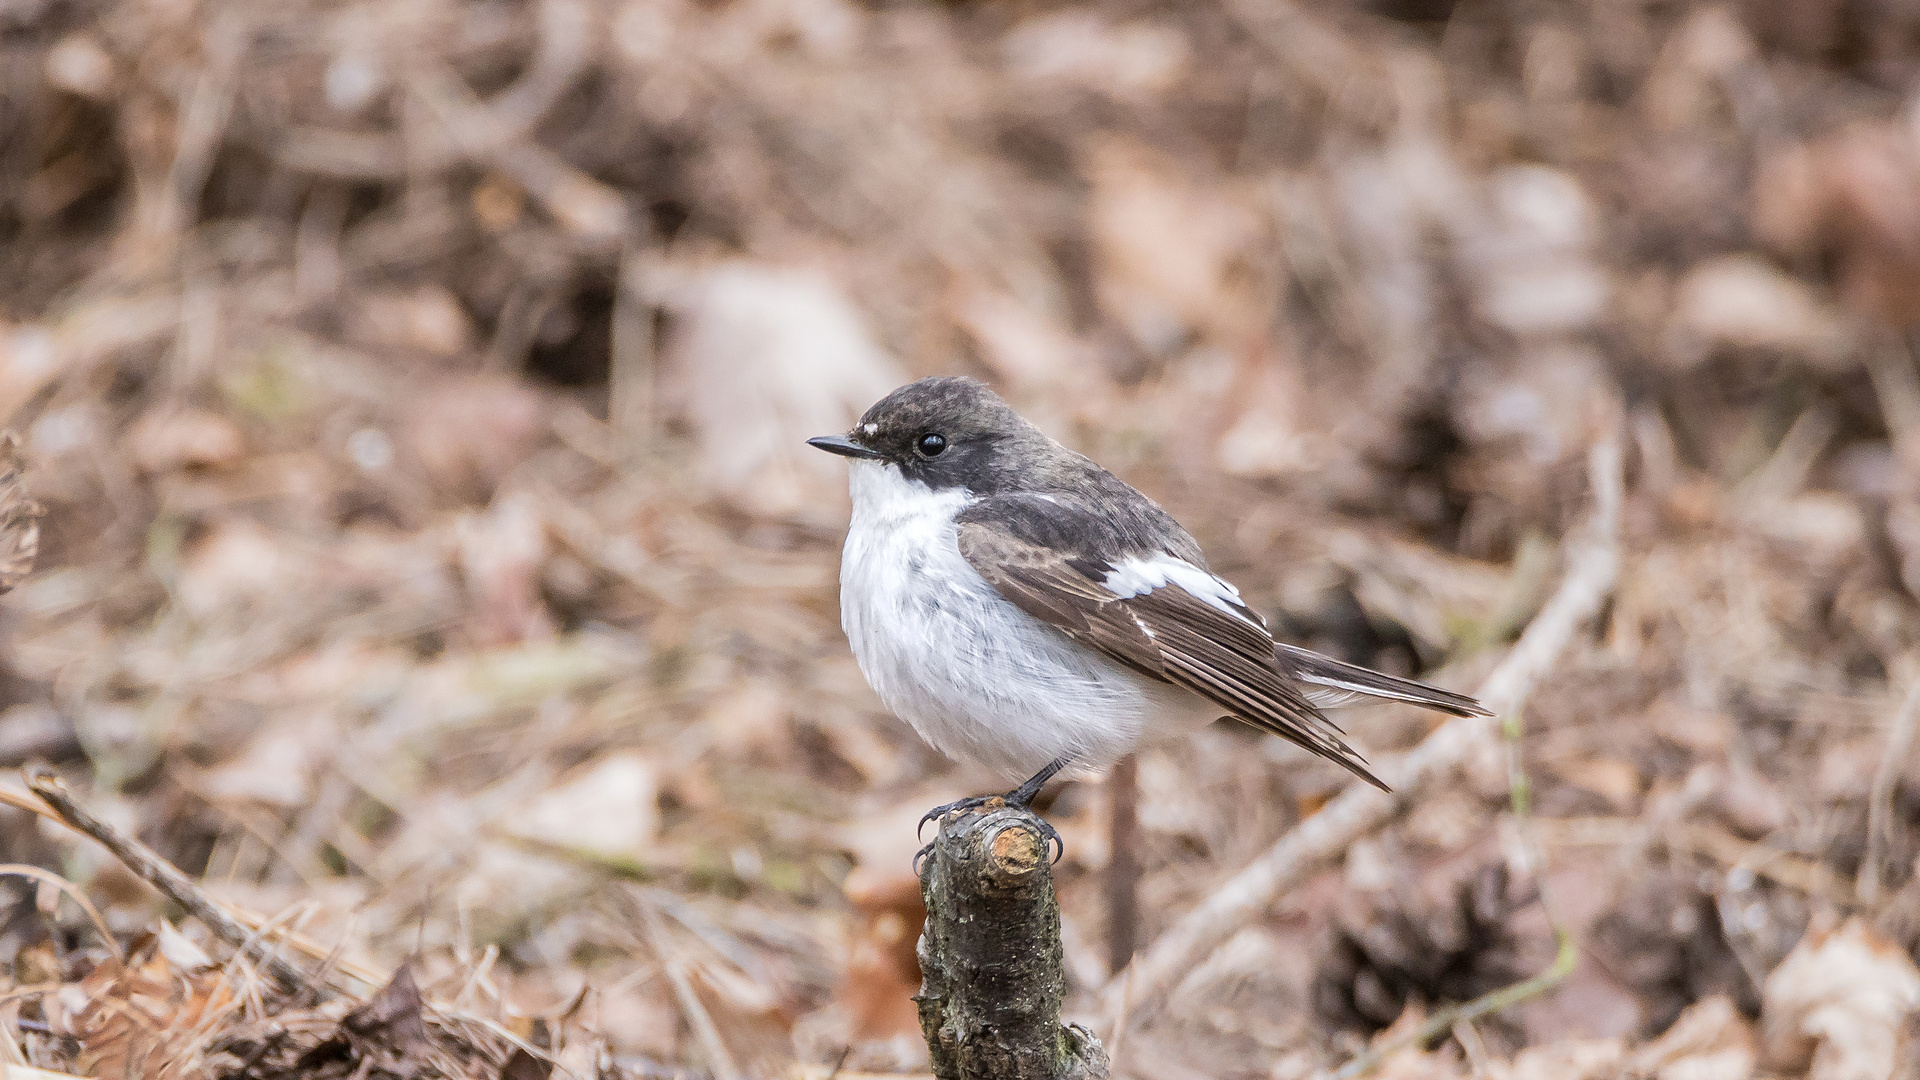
[23,766,326,1001]
[1105,438,1623,1026]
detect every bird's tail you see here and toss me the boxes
[1275,642,1492,718]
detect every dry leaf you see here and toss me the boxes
[44,34,117,100]
[1754,122,1920,325]
[1666,255,1852,369]
[358,285,475,357]
[1761,917,1920,1080]
[125,406,246,473]
[456,490,557,647]
[949,288,1103,400]
[1632,995,1756,1080]
[700,678,793,759]
[1465,165,1610,336]
[62,933,238,1079]
[341,962,430,1071]
[655,261,905,522]
[1555,756,1643,812]
[839,852,925,1042]
[198,728,318,808]
[508,753,660,864]
[1086,138,1269,350]
[403,374,548,500]
[173,519,300,617]
[1497,1037,1627,1080]
[1216,355,1322,479]
[498,1046,554,1080]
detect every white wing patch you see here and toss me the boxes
[1101,555,1262,626]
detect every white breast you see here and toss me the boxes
[838,462,1182,780]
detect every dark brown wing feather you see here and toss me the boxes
[1276,643,1491,717]
[953,513,1166,680]
[956,504,1389,790]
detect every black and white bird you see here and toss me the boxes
[809,377,1488,846]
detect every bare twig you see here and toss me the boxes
[0,1065,88,1080]
[0,783,58,822]
[1218,0,1394,131]
[1106,438,1623,1025]
[145,14,245,239]
[1103,966,1135,1077]
[1531,814,1846,900]
[408,63,628,244]
[23,766,325,1000]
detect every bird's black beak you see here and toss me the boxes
[807,434,885,460]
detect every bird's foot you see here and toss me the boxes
[914,793,1063,874]
[916,793,1005,837]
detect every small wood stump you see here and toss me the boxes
[916,804,1110,1080]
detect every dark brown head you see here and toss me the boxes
[808,376,1052,493]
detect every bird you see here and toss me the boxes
[808,376,1489,855]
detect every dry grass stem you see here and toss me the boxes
[23,767,323,1000]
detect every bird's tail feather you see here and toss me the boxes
[1275,643,1492,718]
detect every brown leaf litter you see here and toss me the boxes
[9,0,1920,1077]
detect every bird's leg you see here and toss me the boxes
[918,759,1068,827]
[1005,757,1067,809]
[916,758,1069,871]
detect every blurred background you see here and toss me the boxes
[2,0,1920,1076]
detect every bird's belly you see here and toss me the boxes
[840,508,1165,780]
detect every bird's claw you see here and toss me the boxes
[916,795,1002,841]
[1033,817,1064,865]
[911,794,1064,871]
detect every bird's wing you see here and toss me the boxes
[954,495,1387,789]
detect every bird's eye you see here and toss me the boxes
[916,433,947,458]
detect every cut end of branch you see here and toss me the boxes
[987,820,1045,883]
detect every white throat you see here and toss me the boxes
[847,459,973,529]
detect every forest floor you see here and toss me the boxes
[2,0,1920,1076]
